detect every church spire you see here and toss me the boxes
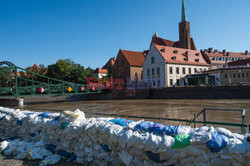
[182,0,187,22]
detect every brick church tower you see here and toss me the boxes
[179,0,191,49]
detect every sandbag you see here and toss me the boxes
[207,132,228,152]
[172,134,191,149]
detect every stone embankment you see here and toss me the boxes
[0,107,249,165]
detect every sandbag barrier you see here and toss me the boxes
[0,107,249,166]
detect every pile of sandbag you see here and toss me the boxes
[0,106,249,166]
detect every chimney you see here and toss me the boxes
[226,52,230,56]
[214,49,218,53]
[223,49,226,55]
[208,48,213,53]
[245,50,248,55]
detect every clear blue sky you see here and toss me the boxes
[0,0,249,69]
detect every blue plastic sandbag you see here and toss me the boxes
[17,120,23,126]
[38,112,52,118]
[164,125,180,135]
[46,144,57,153]
[148,123,165,134]
[69,153,77,161]
[58,150,70,158]
[6,136,18,141]
[102,144,111,152]
[207,132,228,152]
[30,133,36,137]
[109,118,134,126]
[145,151,166,163]
[134,121,154,131]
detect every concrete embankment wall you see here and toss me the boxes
[112,86,250,99]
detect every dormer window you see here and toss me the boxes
[195,53,200,56]
[171,56,176,60]
[195,59,199,62]
[173,50,178,54]
[160,48,165,52]
[151,57,155,64]
[184,57,188,61]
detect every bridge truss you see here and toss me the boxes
[0,61,101,97]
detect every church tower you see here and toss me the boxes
[179,0,191,49]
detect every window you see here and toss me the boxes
[171,56,176,60]
[170,79,173,86]
[214,57,218,61]
[152,68,155,78]
[157,67,160,75]
[182,67,186,74]
[233,74,236,78]
[194,68,197,73]
[157,80,161,87]
[195,59,199,62]
[247,73,249,78]
[147,69,150,76]
[227,58,231,62]
[188,68,191,74]
[242,73,244,78]
[225,74,227,78]
[151,57,155,64]
[221,57,225,61]
[169,67,173,74]
[195,53,200,56]
[176,79,180,86]
[176,67,179,74]
[238,73,240,78]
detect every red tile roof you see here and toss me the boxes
[154,44,210,66]
[228,58,250,66]
[120,49,146,67]
[151,36,197,50]
[203,52,250,58]
[93,68,108,74]
[102,58,115,69]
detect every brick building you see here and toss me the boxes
[112,49,146,81]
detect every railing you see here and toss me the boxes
[86,108,248,134]
[189,108,247,134]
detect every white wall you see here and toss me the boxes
[143,45,165,87]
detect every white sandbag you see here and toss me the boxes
[27,148,43,160]
[191,131,211,144]
[158,134,175,152]
[118,150,133,166]
[215,127,232,137]
[118,130,133,148]
[144,133,162,152]
[0,140,9,153]
[40,154,61,166]
[177,125,191,135]
[226,138,246,154]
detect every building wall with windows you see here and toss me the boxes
[143,45,165,87]
[204,68,250,85]
[143,44,210,87]
[166,64,209,86]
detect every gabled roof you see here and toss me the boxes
[228,58,250,66]
[154,44,210,66]
[151,36,197,50]
[120,49,146,67]
[93,68,108,74]
[102,57,115,69]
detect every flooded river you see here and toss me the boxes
[21,99,250,132]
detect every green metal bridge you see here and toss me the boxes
[0,61,101,97]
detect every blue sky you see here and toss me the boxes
[0,0,249,69]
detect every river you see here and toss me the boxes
[21,99,250,132]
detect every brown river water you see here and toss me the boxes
[20,99,250,133]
